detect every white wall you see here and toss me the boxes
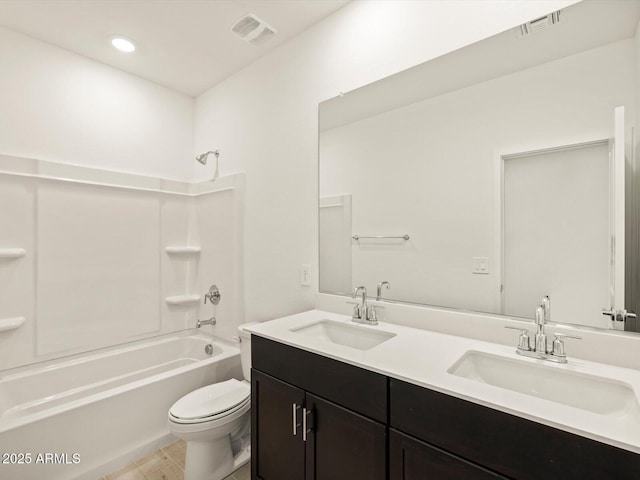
[0,27,194,181]
[194,0,579,324]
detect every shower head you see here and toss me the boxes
[195,150,221,181]
[195,150,219,165]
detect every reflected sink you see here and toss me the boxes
[448,351,640,418]
[290,320,396,351]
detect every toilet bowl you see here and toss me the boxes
[168,322,255,480]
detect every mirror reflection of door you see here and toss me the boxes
[319,195,352,295]
[502,141,610,328]
[626,128,640,331]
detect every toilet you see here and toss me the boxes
[168,323,254,480]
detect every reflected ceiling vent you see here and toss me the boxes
[518,10,562,36]
[231,14,277,46]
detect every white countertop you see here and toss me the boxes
[247,309,640,454]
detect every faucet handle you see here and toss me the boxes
[204,285,221,305]
[367,306,379,325]
[551,333,581,358]
[347,301,362,320]
[504,326,531,351]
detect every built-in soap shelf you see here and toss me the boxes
[165,246,201,255]
[164,246,201,307]
[165,295,201,306]
[0,248,26,259]
[0,316,25,332]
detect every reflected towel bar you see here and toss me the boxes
[352,234,410,241]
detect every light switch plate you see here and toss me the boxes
[472,257,489,274]
[300,264,312,286]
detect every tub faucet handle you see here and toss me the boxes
[204,285,221,305]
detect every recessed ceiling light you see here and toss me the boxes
[111,36,136,53]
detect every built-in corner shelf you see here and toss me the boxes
[165,295,201,306]
[0,248,26,259]
[0,316,25,333]
[165,246,201,255]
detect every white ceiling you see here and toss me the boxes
[0,0,350,97]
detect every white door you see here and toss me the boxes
[319,195,352,294]
[502,141,610,328]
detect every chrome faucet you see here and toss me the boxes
[534,304,547,354]
[197,317,216,328]
[505,296,580,364]
[352,286,368,321]
[350,286,379,325]
[376,281,390,301]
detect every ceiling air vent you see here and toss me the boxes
[518,10,561,36]
[231,14,277,46]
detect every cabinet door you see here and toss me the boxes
[252,370,305,480]
[305,393,386,480]
[390,430,507,480]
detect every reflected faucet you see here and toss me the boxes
[541,295,550,323]
[376,281,390,301]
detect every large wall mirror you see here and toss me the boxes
[319,0,640,332]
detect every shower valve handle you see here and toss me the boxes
[204,285,221,305]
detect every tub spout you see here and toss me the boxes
[197,317,216,328]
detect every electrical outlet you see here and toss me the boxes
[300,264,312,286]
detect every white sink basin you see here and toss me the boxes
[289,319,395,351]
[448,351,640,418]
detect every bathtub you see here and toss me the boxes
[0,330,242,480]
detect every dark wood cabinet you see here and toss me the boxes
[252,334,640,480]
[390,429,508,480]
[251,336,387,480]
[390,378,640,480]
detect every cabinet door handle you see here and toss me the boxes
[292,403,302,436]
[302,408,312,442]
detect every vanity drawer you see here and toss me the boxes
[390,378,640,480]
[252,335,387,422]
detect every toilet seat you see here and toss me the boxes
[169,379,250,425]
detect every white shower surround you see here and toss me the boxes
[0,155,245,370]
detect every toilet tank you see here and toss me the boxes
[237,322,257,381]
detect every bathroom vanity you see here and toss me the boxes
[248,310,640,480]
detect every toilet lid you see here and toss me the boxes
[170,379,250,421]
